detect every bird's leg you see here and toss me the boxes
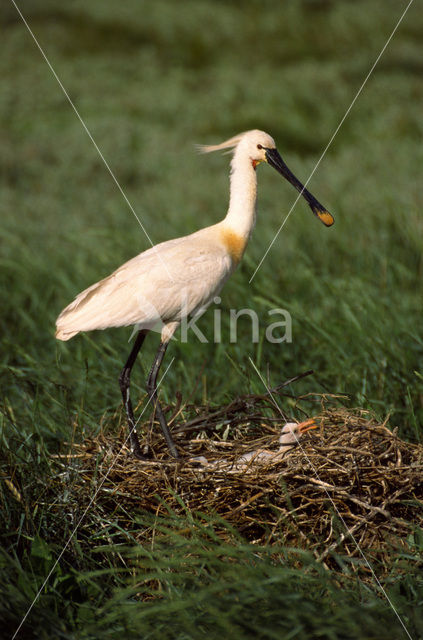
[119,329,148,459]
[146,340,179,458]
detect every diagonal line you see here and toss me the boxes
[11,357,175,640]
[11,0,175,282]
[248,357,414,640]
[249,0,414,284]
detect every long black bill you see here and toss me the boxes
[265,148,334,227]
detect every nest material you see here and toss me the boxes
[55,390,423,575]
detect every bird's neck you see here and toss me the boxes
[223,150,258,239]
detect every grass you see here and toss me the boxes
[1,0,423,638]
[1,516,419,640]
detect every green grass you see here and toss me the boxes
[1,514,422,640]
[1,0,423,638]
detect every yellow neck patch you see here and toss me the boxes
[220,228,248,265]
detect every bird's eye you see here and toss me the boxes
[257,144,263,150]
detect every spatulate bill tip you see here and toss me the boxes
[314,207,334,227]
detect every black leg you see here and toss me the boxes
[146,340,179,458]
[119,330,148,459]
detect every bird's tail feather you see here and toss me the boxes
[55,327,79,341]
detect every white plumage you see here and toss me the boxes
[56,130,333,459]
[190,419,318,470]
[235,419,318,467]
[56,227,233,340]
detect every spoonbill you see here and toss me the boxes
[234,419,318,468]
[191,419,318,470]
[56,130,333,460]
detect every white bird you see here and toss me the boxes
[55,130,333,460]
[190,419,318,469]
[234,419,318,468]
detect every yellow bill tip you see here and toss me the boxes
[317,209,334,227]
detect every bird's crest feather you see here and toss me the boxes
[196,132,246,155]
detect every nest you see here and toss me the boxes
[54,384,423,577]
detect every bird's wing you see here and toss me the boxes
[56,229,232,339]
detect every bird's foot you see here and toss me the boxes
[132,450,151,461]
[130,441,151,460]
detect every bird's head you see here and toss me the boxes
[279,419,318,447]
[235,129,277,166]
[199,129,334,227]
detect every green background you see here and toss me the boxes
[1,1,422,638]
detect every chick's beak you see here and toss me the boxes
[265,147,334,227]
[297,419,319,434]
